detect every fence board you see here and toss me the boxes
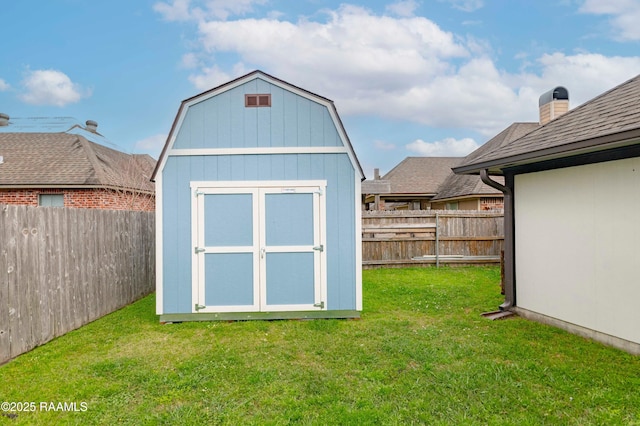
[0,205,155,364]
[0,206,9,362]
[362,210,504,268]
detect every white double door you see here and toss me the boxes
[191,181,327,313]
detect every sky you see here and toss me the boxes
[1,0,640,178]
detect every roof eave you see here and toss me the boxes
[453,128,640,175]
[0,184,155,194]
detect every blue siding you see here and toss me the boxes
[161,76,358,315]
[161,153,356,313]
[172,78,342,150]
[162,159,194,314]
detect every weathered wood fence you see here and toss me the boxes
[362,210,504,268]
[0,205,155,364]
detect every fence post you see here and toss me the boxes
[435,212,439,268]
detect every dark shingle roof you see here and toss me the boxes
[455,74,640,174]
[462,122,540,166]
[431,173,502,201]
[363,157,461,196]
[0,133,155,193]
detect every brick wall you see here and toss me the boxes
[0,188,155,212]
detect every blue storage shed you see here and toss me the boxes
[151,70,364,321]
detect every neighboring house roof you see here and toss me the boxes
[462,122,540,167]
[363,157,461,197]
[0,132,155,193]
[431,173,503,201]
[455,74,640,174]
[431,122,539,201]
[152,69,365,181]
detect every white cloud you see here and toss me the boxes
[154,0,267,21]
[188,63,248,90]
[441,0,484,12]
[167,2,640,138]
[134,133,167,158]
[580,0,640,41]
[0,78,9,91]
[193,4,469,96]
[181,52,199,69]
[385,0,419,17]
[519,53,640,107]
[406,137,479,156]
[374,140,397,151]
[19,69,89,107]
[202,0,267,20]
[154,0,193,21]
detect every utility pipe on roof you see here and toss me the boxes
[480,169,514,310]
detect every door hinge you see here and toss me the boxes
[313,245,324,252]
[314,301,325,309]
[195,303,205,311]
[194,247,205,254]
[194,189,204,197]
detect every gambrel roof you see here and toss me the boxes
[152,70,364,181]
[455,74,640,174]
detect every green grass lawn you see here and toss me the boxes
[1,267,639,425]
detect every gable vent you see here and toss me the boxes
[245,94,271,107]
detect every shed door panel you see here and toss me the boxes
[196,191,260,312]
[266,252,315,305]
[193,182,326,313]
[205,194,253,246]
[204,253,254,306]
[261,191,321,311]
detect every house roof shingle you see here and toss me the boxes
[0,132,155,193]
[431,173,503,201]
[455,74,640,174]
[362,157,461,196]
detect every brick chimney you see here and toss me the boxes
[539,87,569,125]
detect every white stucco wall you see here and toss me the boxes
[514,156,640,344]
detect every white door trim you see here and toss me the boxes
[190,180,327,313]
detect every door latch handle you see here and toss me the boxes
[260,247,266,258]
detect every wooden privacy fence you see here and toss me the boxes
[0,205,155,364]
[362,210,504,268]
